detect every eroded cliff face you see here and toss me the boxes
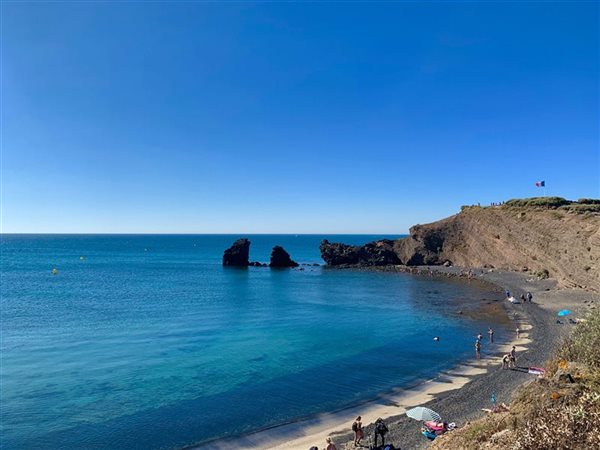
[321,207,600,291]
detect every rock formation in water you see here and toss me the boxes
[319,240,359,265]
[269,246,299,267]
[248,261,267,267]
[320,198,600,291]
[320,239,400,266]
[222,238,250,266]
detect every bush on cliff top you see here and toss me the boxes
[577,198,600,205]
[505,197,571,208]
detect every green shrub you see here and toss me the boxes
[505,197,571,208]
[561,309,600,370]
[577,198,600,205]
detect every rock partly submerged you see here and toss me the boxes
[269,245,299,268]
[222,238,250,266]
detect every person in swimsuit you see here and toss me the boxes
[352,416,364,447]
[488,327,494,343]
[475,339,481,359]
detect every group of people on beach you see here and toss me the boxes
[506,289,533,303]
[310,415,389,450]
[474,327,495,359]
[351,416,389,448]
[474,287,527,366]
[502,346,518,369]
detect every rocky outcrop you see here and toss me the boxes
[320,239,400,266]
[269,246,299,268]
[320,240,360,265]
[358,240,401,265]
[320,203,600,292]
[222,239,250,266]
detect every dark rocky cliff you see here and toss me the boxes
[320,202,600,292]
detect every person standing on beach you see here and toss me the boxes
[488,327,494,343]
[509,346,517,368]
[475,339,481,359]
[527,291,533,303]
[505,289,511,298]
[516,327,520,339]
[352,416,363,447]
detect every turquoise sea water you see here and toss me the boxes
[1,235,505,449]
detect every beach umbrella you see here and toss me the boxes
[557,309,572,317]
[406,407,442,422]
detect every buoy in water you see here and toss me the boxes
[433,336,440,341]
[80,256,85,260]
[52,268,59,275]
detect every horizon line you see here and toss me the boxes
[0,232,409,236]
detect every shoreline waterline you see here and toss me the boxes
[191,267,524,450]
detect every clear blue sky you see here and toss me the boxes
[2,1,598,233]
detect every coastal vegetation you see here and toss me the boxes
[431,308,600,450]
[460,197,600,214]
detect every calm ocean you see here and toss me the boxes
[1,235,505,449]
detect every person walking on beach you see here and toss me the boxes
[475,339,481,359]
[488,327,494,343]
[516,327,520,339]
[352,416,364,447]
[527,291,533,303]
[325,437,337,450]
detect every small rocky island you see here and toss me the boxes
[269,246,299,267]
[222,238,250,266]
